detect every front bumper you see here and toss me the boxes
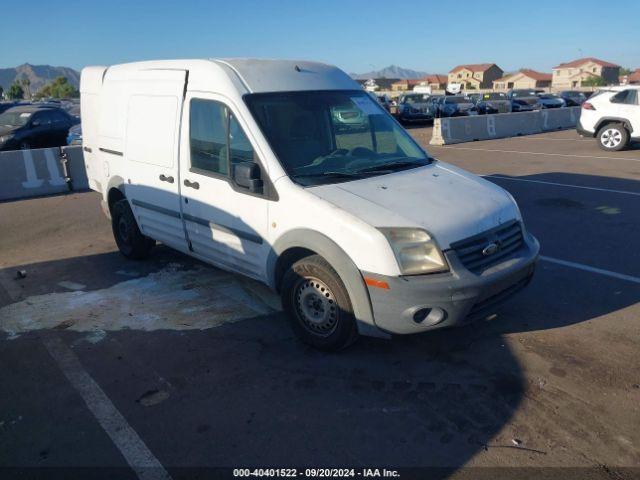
[363,232,539,335]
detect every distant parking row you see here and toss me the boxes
[0,101,81,151]
[372,89,589,124]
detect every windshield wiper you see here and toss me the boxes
[354,160,428,174]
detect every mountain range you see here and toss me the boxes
[0,64,80,93]
[350,65,428,80]
[0,63,426,92]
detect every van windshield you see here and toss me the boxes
[245,90,431,186]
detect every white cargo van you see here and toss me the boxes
[81,59,539,350]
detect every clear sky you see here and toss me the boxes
[2,0,639,74]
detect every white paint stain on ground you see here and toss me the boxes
[57,281,87,291]
[1,263,280,340]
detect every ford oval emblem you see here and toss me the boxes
[482,243,500,256]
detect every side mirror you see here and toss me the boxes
[233,162,263,193]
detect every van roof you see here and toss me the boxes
[82,58,360,94]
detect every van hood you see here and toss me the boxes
[308,162,520,248]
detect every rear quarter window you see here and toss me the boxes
[611,90,638,105]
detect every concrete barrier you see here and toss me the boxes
[61,145,90,191]
[0,148,70,201]
[430,107,581,145]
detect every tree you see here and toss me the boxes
[19,74,32,99]
[34,76,79,99]
[7,82,24,100]
[0,86,4,99]
[582,75,606,87]
[619,67,632,76]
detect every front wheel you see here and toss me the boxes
[597,124,629,151]
[281,255,359,351]
[111,199,155,259]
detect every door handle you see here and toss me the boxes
[184,179,200,190]
[159,174,174,183]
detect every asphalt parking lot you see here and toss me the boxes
[1,127,639,479]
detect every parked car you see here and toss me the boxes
[0,105,79,151]
[466,93,482,104]
[559,91,587,107]
[508,89,543,109]
[437,95,477,117]
[67,123,82,145]
[474,92,512,114]
[536,93,566,109]
[0,102,17,114]
[577,86,640,151]
[81,59,538,351]
[510,99,537,112]
[396,93,433,123]
[371,93,396,114]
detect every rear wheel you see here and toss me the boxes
[597,123,629,151]
[281,255,358,351]
[111,199,155,259]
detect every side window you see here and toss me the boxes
[50,111,67,124]
[34,112,52,126]
[228,112,256,167]
[190,99,228,175]
[611,90,637,105]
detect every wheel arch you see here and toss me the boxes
[105,176,127,212]
[595,117,634,135]
[268,229,388,338]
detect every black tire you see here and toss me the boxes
[281,255,359,351]
[111,199,155,259]
[597,123,629,151]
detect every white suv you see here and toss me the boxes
[577,86,640,151]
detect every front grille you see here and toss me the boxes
[451,220,524,274]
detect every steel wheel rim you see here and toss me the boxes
[601,129,622,148]
[294,277,338,337]
[118,216,131,244]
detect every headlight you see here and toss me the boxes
[378,227,448,275]
[0,134,13,144]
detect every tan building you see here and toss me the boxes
[552,57,620,89]
[391,74,447,92]
[493,69,552,91]
[448,63,504,90]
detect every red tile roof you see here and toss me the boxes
[449,63,497,74]
[519,69,552,81]
[553,57,620,69]
[493,69,552,84]
[424,74,447,84]
[620,69,640,84]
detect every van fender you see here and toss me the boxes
[268,229,388,339]
[102,175,126,219]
